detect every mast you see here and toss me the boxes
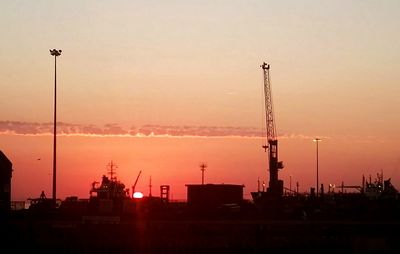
[107,161,118,181]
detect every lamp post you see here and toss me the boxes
[50,49,62,203]
[200,163,207,185]
[313,138,322,197]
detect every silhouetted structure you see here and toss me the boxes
[89,162,131,215]
[28,190,56,211]
[132,170,142,197]
[0,151,12,212]
[160,185,170,202]
[186,184,244,209]
[4,162,400,253]
[49,48,62,203]
[260,62,284,198]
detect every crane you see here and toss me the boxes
[132,170,142,197]
[261,62,284,197]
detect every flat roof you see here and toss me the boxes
[185,184,244,187]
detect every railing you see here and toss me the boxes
[10,201,26,210]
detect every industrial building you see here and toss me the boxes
[186,184,244,209]
[0,150,12,212]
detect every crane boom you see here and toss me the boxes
[261,62,277,142]
[261,62,284,197]
[132,170,142,196]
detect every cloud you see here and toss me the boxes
[0,121,53,135]
[0,121,262,138]
[131,125,262,138]
[0,120,335,140]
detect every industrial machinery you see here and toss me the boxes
[132,170,142,197]
[261,62,284,197]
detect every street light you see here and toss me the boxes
[50,49,62,203]
[200,163,207,185]
[313,138,322,197]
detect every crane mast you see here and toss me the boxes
[261,62,284,197]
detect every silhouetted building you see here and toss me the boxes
[186,184,244,209]
[160,185,170,202]
[0,151,12,212]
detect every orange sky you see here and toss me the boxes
[2,132,399,201]
[1,1,400,201]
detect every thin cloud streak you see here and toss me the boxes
[0,120,330,140]
[0,121,262,138]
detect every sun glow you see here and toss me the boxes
[133,192,144,199]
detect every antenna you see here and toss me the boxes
[200,163,207,185]
[107,161,118,181]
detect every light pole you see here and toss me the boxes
[50,49,62,203]
[200,163,207,185]
[313,138,322,197]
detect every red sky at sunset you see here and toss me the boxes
[2,128,398,201]
[1,1,400,201]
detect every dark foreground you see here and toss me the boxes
[3,192,400,253]
[2,214,400,254]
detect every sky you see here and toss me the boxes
[1,0,400,201]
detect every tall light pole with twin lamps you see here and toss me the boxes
[50,49,62,203]
[200,163,207,185]
[313,138,322,197]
